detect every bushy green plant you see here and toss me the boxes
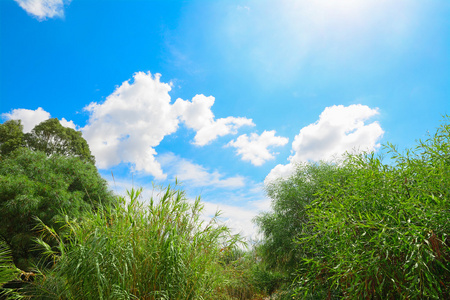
[255,117,450,299]
[27,186,243,300]
[0,148,115,270]
[255,162,351,275]
[216,245,287,299]
[294,119,450,299]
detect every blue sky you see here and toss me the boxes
[1,0,449,238]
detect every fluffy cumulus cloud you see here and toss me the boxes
[2,107,50,132]
[227,130,289,166]
[173,95,254,146]
[82,72,253,179]
[266,104,384,183]
[158,152,245,188]
[14,0,70,21]
[82,72,179,180]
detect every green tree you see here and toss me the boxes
[0,120,24,157]
[24,118,95,164]
[0,148,115,270]
[255,162,350,275]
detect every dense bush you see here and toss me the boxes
[0,148,115,270]
[257,118,450,299]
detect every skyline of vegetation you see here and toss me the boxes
[0,117,449,299]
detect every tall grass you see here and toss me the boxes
[27,185,243,299]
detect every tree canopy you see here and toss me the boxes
[0,118,95,164]
[0,148,113,270]
[255,162,351,274]
[24,118,95,164]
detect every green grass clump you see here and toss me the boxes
[27,185,243,299]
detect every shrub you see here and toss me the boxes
[295,118,450,299]
[256,117,450,299]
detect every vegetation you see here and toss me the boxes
[0,241,21,299]
[0,119,113,271]
[0,119,95,163]
[255,162,351,276]
[0,120,24,157]
[24,118,95,164]
[0,117,448,299]
[24,187,245,299]
[0,148,115,271]
[257,118,450,299]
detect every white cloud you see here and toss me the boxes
[227,130,289,166]
[200,201,260,240]
[14,0,70,21]
[264,163,296,183]
[2,107,50,133]
[82,72,179,180]
[173,94,254,146]
[59,117,77,130]
[266,104,384,183]
[82,71,253,179]
[158,152,245,188]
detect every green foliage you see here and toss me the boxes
[0,241,22,299]
[0,120,24,157]
[27,186,243,300]
[0,241,21,286]
[24,118,95,164]
[260,118,450,299]
[255,162,351,274]
[0,148,115,270]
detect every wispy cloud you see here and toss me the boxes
[266,104,384,183]
[14,0,70,21]
[227,130,288,166]
[216,0,422,86]
[158,152,245,189]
